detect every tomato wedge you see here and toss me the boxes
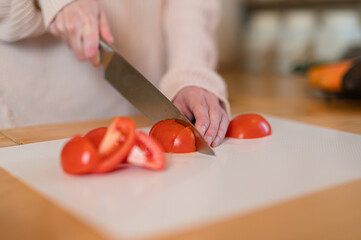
[84,127,107,149]
[127,131,165,170]
[226,114,272,139]
[92,117,136,173]
[149,119,196,153]
[61,136,100,175]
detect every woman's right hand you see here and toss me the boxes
[49,0,114,66]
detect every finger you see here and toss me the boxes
[56,12,71,47]
[64,9,85,60]
[64,8,77,36]
[55,11,66,34]
[192,97,210,137]
[70,31,86,61]
[49,22,59,37]
[82,22,100,66]
[204,99,223,146]
[173,100,194,122]
[211,112,229,147]
[99,8,114,44]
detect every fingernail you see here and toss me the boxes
[212,136,220,147]
[206,136,212,145]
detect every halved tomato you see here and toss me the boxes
[91,117,136,173]
[84,127,107,149]
[127,131,165,171]
[149,119,196,153]
[226,114,272,139]
[61,136,99,174]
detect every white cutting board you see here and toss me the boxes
[1,116,361,239]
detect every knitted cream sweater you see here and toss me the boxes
[0,0,229,129]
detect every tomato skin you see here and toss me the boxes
[61,136,100,175]
[226,114,271,139]
[149,119,196,153]
[127,131,165,171]
[84,127,107,149]
[92,117,136,173]
[173,127,196,153]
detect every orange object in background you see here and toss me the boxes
[308,60,353,93]
[308,58,361,95]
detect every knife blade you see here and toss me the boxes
[99,40,215,156]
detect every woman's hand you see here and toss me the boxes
[49,0,114,66]
[172,87,229,147]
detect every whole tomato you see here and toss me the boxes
[149,119,196,153]
[226,114,272,139]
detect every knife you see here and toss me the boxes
[99,40,215,156]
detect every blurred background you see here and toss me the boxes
[218,0,361,74]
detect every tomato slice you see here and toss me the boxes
[149,119,196,153]
[127,131,165,170]
[92,117,136,173]
[84,127,107,149]
[226,114,272,139]
[61,136,100,175]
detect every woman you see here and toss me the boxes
[0,0,230,147]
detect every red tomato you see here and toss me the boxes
[84,127,107,149]
[92,117,136,173]
[127,131,165,170]
[61,136,99,175]
[149,119,196,153]
[226,114,272,139]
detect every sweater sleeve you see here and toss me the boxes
[160,0,230,116]
[0,0,45,42]
[37,0,76,28]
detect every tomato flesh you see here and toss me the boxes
[92,117,136,173]
[226,114,272,139]
[149,119,196,153]
[61,136,99,174]
[127,131,165,170]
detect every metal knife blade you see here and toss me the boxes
[99,40,215,156]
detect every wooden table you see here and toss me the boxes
[1,70,361,240]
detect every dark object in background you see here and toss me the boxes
[308,58,361,97]
[342,47,361,60]
[342,59,361,95]
[292,46,361,75]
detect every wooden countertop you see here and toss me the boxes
[1,70,361,240]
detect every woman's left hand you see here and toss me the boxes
[172,86,229,147]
